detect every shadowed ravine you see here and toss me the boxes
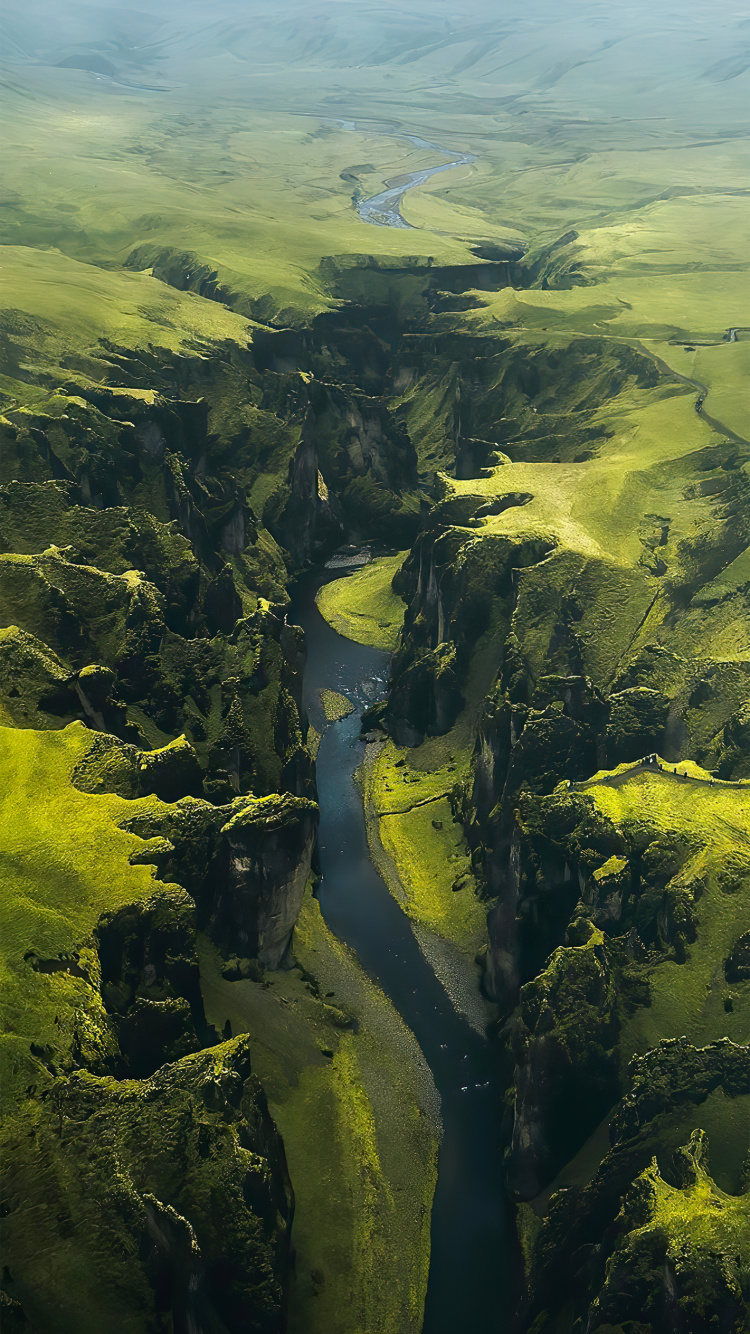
[292,569,513,1334]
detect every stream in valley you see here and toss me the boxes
[292,568,512,1333]
[329,118,477,228]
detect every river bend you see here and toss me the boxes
[330,119,476,229]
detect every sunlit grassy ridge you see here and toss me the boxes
[641,1141,750,1259]
[0,722,164,1108]
[578,765,750,1057]
[316,553,407,650]
[0,244,257,370]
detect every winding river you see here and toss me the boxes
[330,119,477,229]
[292,568,512,1334]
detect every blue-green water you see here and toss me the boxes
[292,569,514,1333]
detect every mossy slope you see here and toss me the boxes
[3,1040,293,1334]
[316,553,407,652]
[199,885,439,1334]
[0,721,294,1331]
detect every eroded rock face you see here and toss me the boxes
[479,770,750,1211]
[1,1039,293,1334]
[121,789,318,970]
[465,669,677,912]
[0,716,310,1330]
[488,783,704,1014]
[504,922,623,1199]
[217,794,319,967]
[383,511,553,745]
[95,888,212,1078]
[520,1041,750,1334]
[265,405,344,565]
[714,699,750,779]
[385,642,464,745]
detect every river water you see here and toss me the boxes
[292,569,512,1333]
[329,118,477,229]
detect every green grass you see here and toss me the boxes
[579,766,750,1059]
[0,78,477,323]
[0,244,257,378]
[198,884,439,1334]
[648,1167,750,1253]
[360,740,486,961]
[1,1,747,331]
[633,1137,750,1268]
[319,689,355,722]
[0,721,166,1110]
[316,554,408,651]
[4,7,746,331]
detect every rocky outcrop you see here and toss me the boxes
[0,709,310,1333]
[216,793,319,967]
[493,783,703,1002]
[714,699,750,779]
[482,772,711,1028]
[505,922,622,1198]
[137,734,205,802]
[0,625,80,729]
[94,888,213,1078]
[0,480,202,635]
[385,642,464,745]
[1,1038,293,1333]
[606,686,671,765]
[122,788,318,970]
[382,507,553,744]
[611,1036,750,1137]
[486,773,749,1206]
[482,790,602,1007]
[469,673,611,905]
[1,560,314,801]
[0,327,332,1330]
[264,404,343,565]
[590,1131,749,1334]
[466,665,677,901]
[519,1040,750,1333]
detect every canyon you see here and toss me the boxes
[0,2,748,1331]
